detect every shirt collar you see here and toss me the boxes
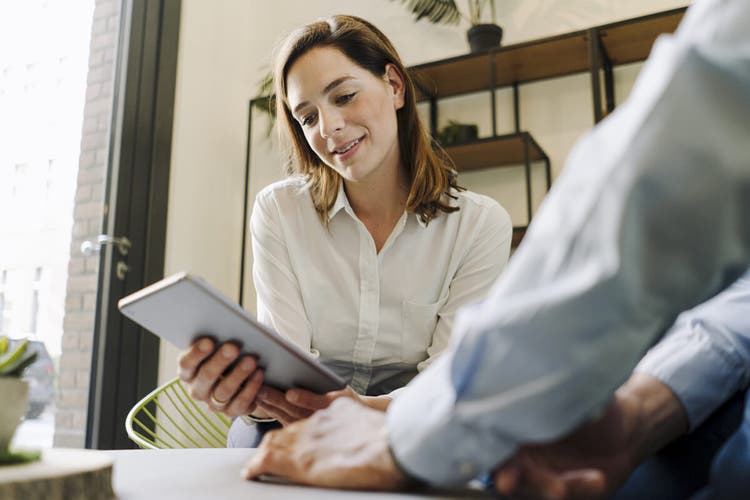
[326,181,428,229]
[326,181,351,222]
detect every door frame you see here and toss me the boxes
[86,0,181,449]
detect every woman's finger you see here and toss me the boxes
[258,387,313,421]
[177,338,215,381]
[224,369,265,417]
[189,343,240,402]
[285,388,330,410]
[210,355,258,409]
[256,400,297,426]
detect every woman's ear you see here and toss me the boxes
[384,63,405,110]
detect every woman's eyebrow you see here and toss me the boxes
[293,76,355,115]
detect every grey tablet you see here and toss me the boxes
[118,272,346,393]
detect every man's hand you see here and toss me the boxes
[494,373,689,499]
[494,401,633,499]
[242,398,408,490]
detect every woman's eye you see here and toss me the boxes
[335,92,356,105]
[301,113,317,127]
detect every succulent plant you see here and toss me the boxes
[0,336,38,377]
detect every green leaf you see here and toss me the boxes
[0,339,38,377]
[0,448,42,465]
[3,351,38,377]
[252,71,277,137]
[392,0,462,25]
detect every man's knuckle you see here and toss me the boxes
[260,449,278,468]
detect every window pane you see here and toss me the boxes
[1,0,103,451]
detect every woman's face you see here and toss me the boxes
[285,46,405,185]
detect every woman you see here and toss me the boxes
[177,15,512,446]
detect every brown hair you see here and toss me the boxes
[273,15,462,225]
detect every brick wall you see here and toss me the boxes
[55,0,121,448]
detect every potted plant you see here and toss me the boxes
[393,0,503,53]
[0,336,38,451]
[251,70,276,137]
[436,120,479,146]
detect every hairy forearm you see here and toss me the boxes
[616,373,689,464]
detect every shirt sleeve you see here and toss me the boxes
[635,269,750,430]
[387,0,750,486]
[416,201,512,372]
[250,191,319,357]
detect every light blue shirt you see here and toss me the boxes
[635,270,750,430]
[387,0,750,485]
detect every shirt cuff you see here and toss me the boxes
[635,323,746,430]
[386,356,516,486]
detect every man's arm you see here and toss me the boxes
[635,270,750,430]
[388,0,750,485]
[494,373,689,499]
[491,270,750,498]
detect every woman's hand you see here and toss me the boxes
[255,385,393,426]
[177,338,265,418]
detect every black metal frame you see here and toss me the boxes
[588,28,616,124]
[86,0,180,449]
[421,45,552,225]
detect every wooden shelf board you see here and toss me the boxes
[600,9,684,65]
[412,53,493,100]
[412,32,589,100]
[445,133,547,171]
[411,7,686,101]
[492,33,590,87]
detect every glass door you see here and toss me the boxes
[0,0,98,450]
[2,0,179,451]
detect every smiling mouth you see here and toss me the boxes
[332,136,364,155]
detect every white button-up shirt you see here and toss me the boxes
[388,0,750,485]
[250,178,512,395]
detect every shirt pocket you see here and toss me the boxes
[401,293,448,364]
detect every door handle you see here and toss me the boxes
[80,235,132,257]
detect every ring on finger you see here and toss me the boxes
[210,391,231,409]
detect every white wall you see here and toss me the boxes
[159,0,689,383]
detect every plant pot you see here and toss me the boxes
[467,23,503,53]
[437,123,479,146]
[0,378,28,450]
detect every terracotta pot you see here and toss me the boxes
[0,378,28,450]
[467,23,503,53]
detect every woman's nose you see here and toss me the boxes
[319,108,344,139]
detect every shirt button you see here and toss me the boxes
[459,462,476,477]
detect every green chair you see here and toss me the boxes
[125,377,232,449]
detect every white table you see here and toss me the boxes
[110,448,492,499]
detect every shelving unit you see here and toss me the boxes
[243,8,687,265]
[406,7,686,246]
[411,7,684,121]
[444,133,549,238]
